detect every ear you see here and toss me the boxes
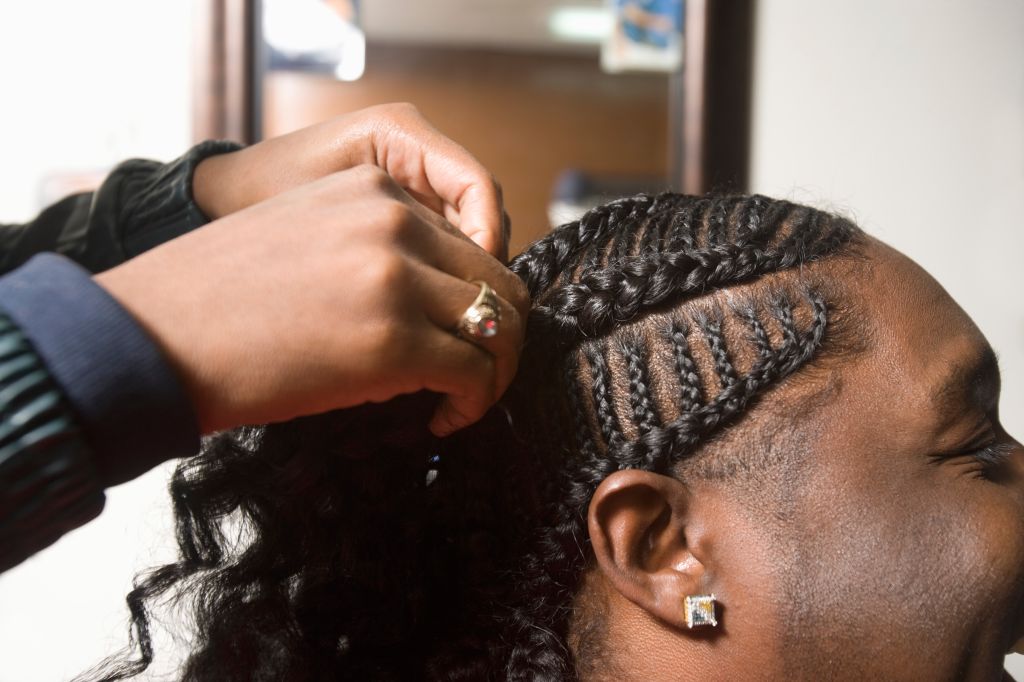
[588,469,709,630]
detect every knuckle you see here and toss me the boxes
[310,170,351,198]
[362,250,410,292]
[378,320,413,362]
[353,163,395,192]
[367,322,412,373]
[376,200,419,243]
[474,354,498,401]
[378,101,421,121]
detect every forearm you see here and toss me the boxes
[0,140,241,276]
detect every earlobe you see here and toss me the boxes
[588,469,711,631]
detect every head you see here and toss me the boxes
[94,194,1023,681]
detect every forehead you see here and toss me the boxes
[809,237,992,466]
[851,239,988,413]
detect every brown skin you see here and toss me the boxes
[193,102,510,260]
[97,104,527,436]
[580,238,1024,680]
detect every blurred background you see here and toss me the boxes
[0,0,1020,679]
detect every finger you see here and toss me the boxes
[405,186,445,217]
[411,327,499,437]
[442,204,512,264]
[443,172,505,257]
[371,107,507,259]
[434,233,530,333]
[412,265,523,406]
[387,190,529,324]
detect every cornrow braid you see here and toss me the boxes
[564,354,599,465]
[666,320,705,412]
[513,194,661,297]
[583,340,625,454]
[519,195,855,346]
[664,197,705,251]
[696,313,740,391]
[772,292,802,351]
[737,302,776,360]
[736,194,766,241]
[706,196,730,247]
[620,334,661,437]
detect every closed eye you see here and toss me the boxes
[928,440,1016,480]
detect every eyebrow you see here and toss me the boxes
[931,345,1002,419]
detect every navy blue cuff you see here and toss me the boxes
[0,254,200,486]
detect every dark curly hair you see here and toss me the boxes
[87,193,864,681]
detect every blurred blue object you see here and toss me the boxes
[618,0,683,49]
[603,0,683,73]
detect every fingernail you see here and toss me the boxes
[429,415,454,438]
[470,233,489,252]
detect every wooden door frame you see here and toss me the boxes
[191,0,261,144]
[670,0,756,194]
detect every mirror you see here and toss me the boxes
[257,0,677,251]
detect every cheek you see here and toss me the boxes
[778,465,1024,674]
[847,481,1022,624]
[804,490,957,629]
[947,484,1024,616]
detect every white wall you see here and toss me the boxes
[751,0,1024,675]
[0,2,192,680]
[0,1,192,221]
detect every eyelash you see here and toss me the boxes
[932,440,1016,480]
[970,442,1016,468]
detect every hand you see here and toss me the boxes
[192,102,510,261]
[96,165,529,436]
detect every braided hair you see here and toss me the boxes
[87,193,863,681]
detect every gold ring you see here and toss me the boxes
[457,281,501,339]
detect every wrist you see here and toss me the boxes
[192,152,235,221]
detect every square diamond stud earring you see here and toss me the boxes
[684,594,718,628]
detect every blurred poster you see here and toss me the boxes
[601,0,683,73]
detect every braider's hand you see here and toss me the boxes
[192,102,510,261]
[96,166,529,436]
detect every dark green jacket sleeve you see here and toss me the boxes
[0,140,241,573]
[0,140,241,277]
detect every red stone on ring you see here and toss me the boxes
[478,317,498,337]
